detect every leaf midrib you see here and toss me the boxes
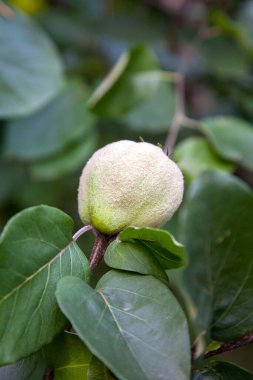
[0,239,73,305]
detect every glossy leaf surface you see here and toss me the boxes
[0,206,89,364]
[56,271,190,380]
[182,172,253,341]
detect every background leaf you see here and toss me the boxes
[88,45,161,117]
[119,226,186,269]
[43,332,92,380]
[174,137,235,182]
[181,172,253,342]
[56,272,191,380]
[4,80,95,162]
[201,117,253,170]
[0,205,89,364]
[0,9,64,119]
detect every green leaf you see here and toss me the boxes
[29,133,97,180]
[174,137,235,182]
[122,81,176,133]
[88,45,160,117]
[43,332,92,380]
[0,9,64,119]
[4,81,95,162]
[201,117,253,170]
[0,353,46,380]
[200,36,250,78]
[192,361,253,379]
[104,240,167,281]
[0,205,90,364]
[119,226,186,269]
[56,272,191,380]
[88,356,115,380]
[181,172,253,341]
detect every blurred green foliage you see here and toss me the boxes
[1,0,253,377]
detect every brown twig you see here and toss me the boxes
[204,333,253,359]
[0,1,14,19]
[89,233,111,271]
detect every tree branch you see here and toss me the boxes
[42,368,54,380]
[204,333,253,359]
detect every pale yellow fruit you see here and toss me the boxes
[78,140,184,235]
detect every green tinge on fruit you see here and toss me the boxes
[78,140,184,235]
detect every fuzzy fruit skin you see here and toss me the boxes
[78,140,184,235]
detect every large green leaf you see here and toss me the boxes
[4,81,95,162]
[119,226,186,269]
[192,361,253,379]
[174,137,235,182]
[43,332,92,380]
[88,45,161,117]
[56,271,190,380]
[0,10,64,119]
[201,117,253,170]
[181,172,253,341]
[0,206,90,364]
[104,240,167,281]
[0,353,46,380]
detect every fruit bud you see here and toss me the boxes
[78,140,184,235]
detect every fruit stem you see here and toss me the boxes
[89,233,111,271]
[72,225,94,241]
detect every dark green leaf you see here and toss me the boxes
[56,271,191,380]
[174,137,235,182]
[104,240,167,281]
[4,81,95,161]
[181,172,253,341]
[0,10,64,119]
[88,45,160,117]
[43,332,92,380]
[0,353,46,380]
[201,117,253,170]
[192,361,253,379]
[0,206,89,364]
[119,226,186,269]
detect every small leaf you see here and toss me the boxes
[88,45,160,117]
[56,271,191,380]
[104,240,167,281]
[43,332,92,380]
[201,117,253,170]
[181,172,253,341]
[119,226,186,269]
[4,81,95,162]
[174,137,235,182]
[0,206,90,364]
[0,10,64,119]
[192,361,253,379]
